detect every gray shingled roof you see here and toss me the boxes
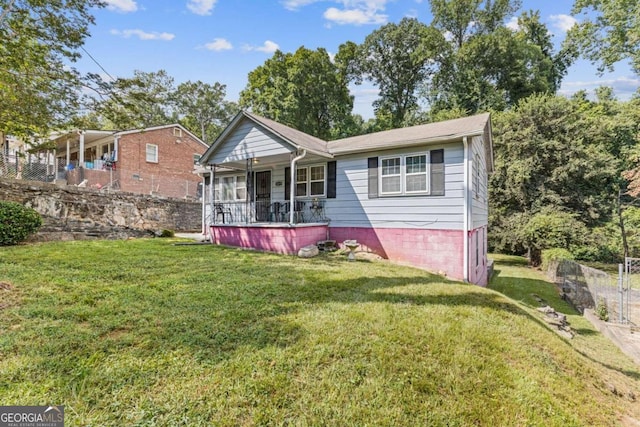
[243,111,330,157]
[328,113,491,155]
[201,111,492,170]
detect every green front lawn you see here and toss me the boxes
[1,240,638,426]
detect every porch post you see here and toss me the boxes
[66,138,70,167]
[289,150,307,224]
[78,130,85,168]
[201,173,207,235]
[245,158,250,224]
[210,165,216,225]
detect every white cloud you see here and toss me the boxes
[259,40,280,53]
[205,38,233,51]
[281,0,320,10]
[110,29,175,41]
[243,40,280,53]
[405,8,419,19]
[283,0,390,25]
[505,16,519,31]
[187,0,218,16]
[549,14,577,33]
[324,7,387,25]
[560,76,640,100]
[105,0,138,13]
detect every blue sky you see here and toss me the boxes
[75,0,639,119]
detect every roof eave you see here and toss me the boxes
[329,129,486,156]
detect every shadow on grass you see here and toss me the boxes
[490,268,578,315]
[8,241,638,401]
[4,245,550,378]
[490,262,640,381]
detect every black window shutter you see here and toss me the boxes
[368,157,378,199]
[327,161,337,198]
[430,149,445,196]
[284,167,291,200]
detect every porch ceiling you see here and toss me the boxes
[52,131,115,152]
[216,151,330,170]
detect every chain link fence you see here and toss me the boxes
[1,153,202,200]
[547,259,636,325]
[64,164,202,200]
[0,152,56,182]
[623,258,640,326]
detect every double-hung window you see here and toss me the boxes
[380,157,401,194]
[218,175,246,201]
[309,165,325,196]
[405,154,428,193]
[146,144,158,163]
[380,153,429,196]
[296,168,308,197]
[296,164,326,197]
[235,175,247,200]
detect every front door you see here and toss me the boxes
[255,171,271,222]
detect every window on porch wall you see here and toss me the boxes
[217,175,247,201]
[236,175,246,200]
[296,164,326,197]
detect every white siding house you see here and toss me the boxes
[198,111,493,285]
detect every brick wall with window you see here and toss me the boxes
[116,127,207,199]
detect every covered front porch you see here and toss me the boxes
[203,159,332,255]
[198,110,335,254]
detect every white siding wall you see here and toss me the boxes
[326,142,464,230]
[471,135,489,229]
[210,120,292,164]
[206,141,469,231]
[260,167,287,201]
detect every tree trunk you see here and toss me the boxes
[618,189,629,259]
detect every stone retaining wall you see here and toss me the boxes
[0,179,201,241]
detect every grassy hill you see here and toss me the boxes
[1,239,639,426]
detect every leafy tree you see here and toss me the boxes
[506,11,573,100]
[428,2,571,113]
[0,0,104,138]
[337,18,446,129]
[87,70,176,130]
[520,209,588,266]
[489,94,620,258]
[567,0,640,74]
[173,81,236,144]
[429,0,520,48]
[240,47,353,140]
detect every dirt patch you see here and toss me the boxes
[105,328,130,340]
[0,282,15,310]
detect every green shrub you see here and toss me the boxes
[520,210,587,266]
[541,248,575,271]
[0,201,43,245]
[160,229,175,238]
[595,298,609,322]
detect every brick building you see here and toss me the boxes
[51,124,208,199]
